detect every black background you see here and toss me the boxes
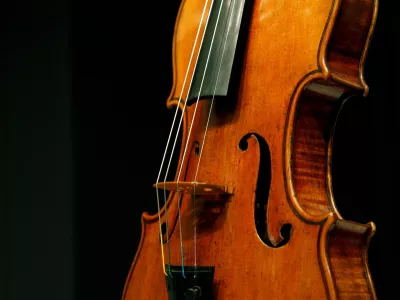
[2,0,397,299]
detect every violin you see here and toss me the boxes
[122,0,378,299]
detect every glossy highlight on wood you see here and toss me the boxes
[122,0,379,299]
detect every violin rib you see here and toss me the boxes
[122,0,378,298]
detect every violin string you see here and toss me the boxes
[162,0,216,276]
[154,192,167,275]
[192,0,237,275]
[193,0,236,183]
[176,0,225,202]
[193,185,197,273]
[175,0,226,276]
[176,193,185,278]
[154,0,212,277]
[162,187,171,274]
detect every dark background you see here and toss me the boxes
[2,0,397,299]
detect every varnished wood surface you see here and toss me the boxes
[122,0,378,299]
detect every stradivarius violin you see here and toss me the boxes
[122,0,378,299]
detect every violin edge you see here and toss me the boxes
[319,214,377,299]
[285,0,378,222]
[324,0,379,96]
[283,0,379,297]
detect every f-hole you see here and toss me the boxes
[239,133,292,248]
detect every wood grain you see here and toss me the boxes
[122,0,378,298]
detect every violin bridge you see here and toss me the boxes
[153,181,233,196]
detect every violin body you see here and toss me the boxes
[123,0,378,299]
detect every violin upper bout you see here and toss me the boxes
[320,0,378,96]
[166,0,213,107]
